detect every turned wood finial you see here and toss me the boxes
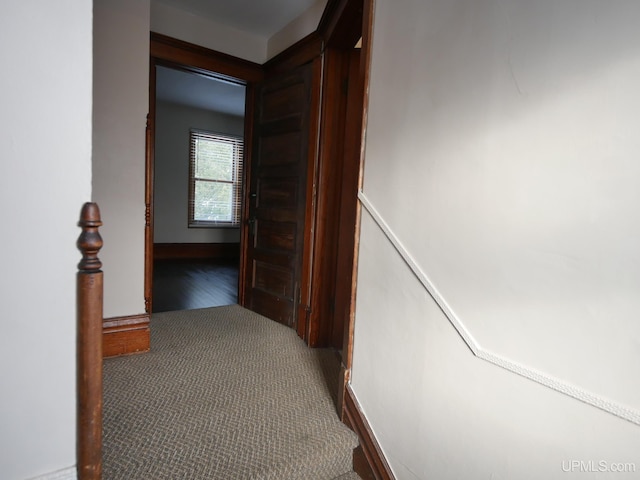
[77,202,103,272]
[77,201,104,480]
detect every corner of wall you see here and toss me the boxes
[267,0,327,60]
[150,1,267,63]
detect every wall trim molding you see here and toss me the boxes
[28,466,76,480]
[150,32,263,83]
[103,313,150,358]
[343,384,395,480]
[358,191,640,426]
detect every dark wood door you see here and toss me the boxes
[244,63,313,331]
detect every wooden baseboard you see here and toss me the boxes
[103,314,150,358]
[343,384,395,480]
[153,242,240,261]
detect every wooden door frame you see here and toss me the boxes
[144,0,373,364]
[315,0,374,412]
[261,0,370,351]
[145,33,263,315]
[262,0,374,413]
[316,3,391,476]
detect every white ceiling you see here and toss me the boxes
[153,0,320,37]
[156,66,247,117]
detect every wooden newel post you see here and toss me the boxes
[77,202,103,480]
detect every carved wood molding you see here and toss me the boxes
[318,0,364,48]
[150,32,263,83]
[77,202,104,480]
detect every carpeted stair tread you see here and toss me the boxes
[332,472,362,480]
[103,305,359,479]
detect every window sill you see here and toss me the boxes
[188,223,240,229]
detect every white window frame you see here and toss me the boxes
[188,129,244,227]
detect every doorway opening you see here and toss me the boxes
[145,38,262,316]
[151,65,246,312]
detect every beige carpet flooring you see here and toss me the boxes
[103,305,359,479]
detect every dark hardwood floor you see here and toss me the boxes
[152,260,239,313]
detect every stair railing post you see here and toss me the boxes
[77,202,103,480]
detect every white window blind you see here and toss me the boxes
[188,130,244,227]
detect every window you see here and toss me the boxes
[189,130,244,227]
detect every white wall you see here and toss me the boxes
[352,0,640,478]
[0,2,92,479]
[150,1,266,64]
[154,101,244,243]
[267,0,327,60]
[93,0,150,319]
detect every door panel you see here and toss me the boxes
[244,63,313,330]
[253,261,295,297]
[261,83,306,120]
[257,178,299,207]
[260,132,302,166]
[255,221,297,251]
